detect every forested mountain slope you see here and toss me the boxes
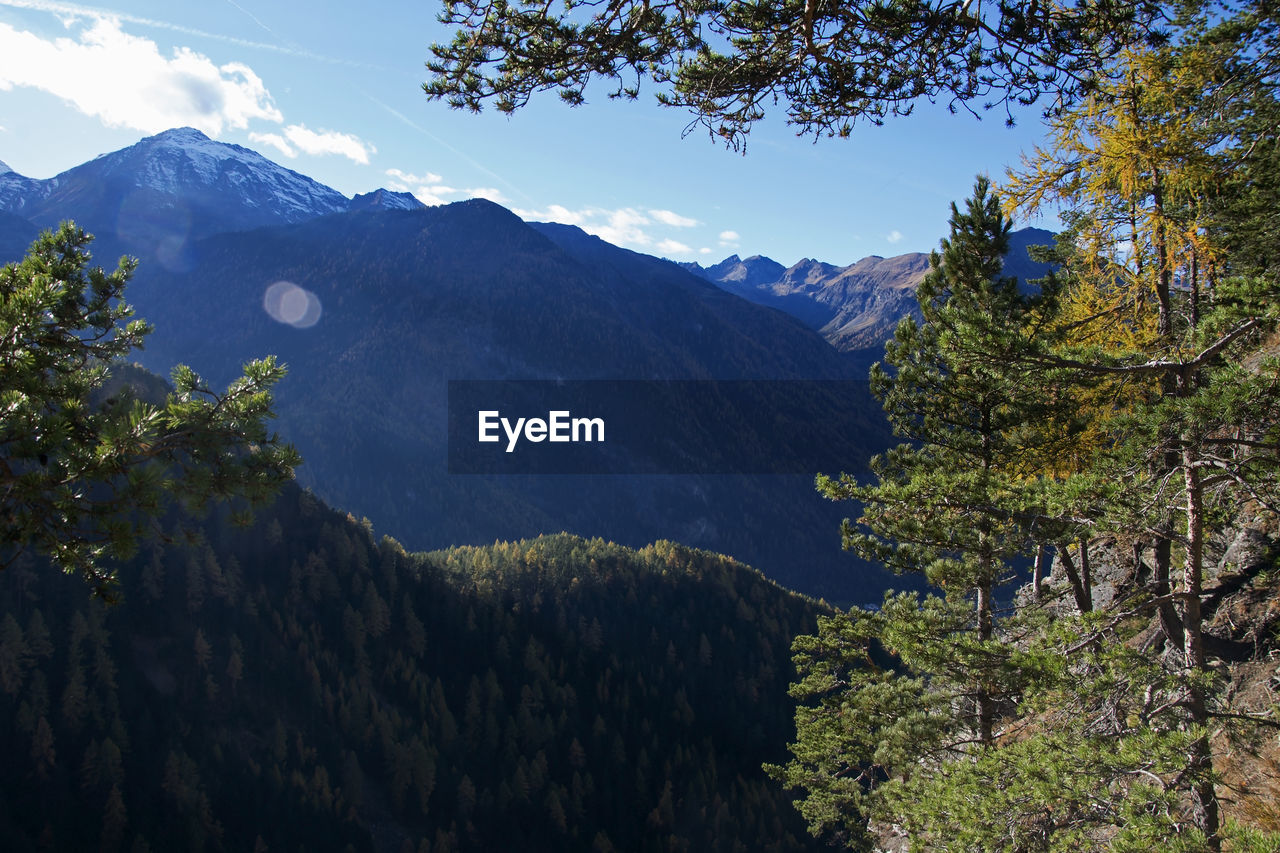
[0,483,825,852]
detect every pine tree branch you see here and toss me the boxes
[1204,710,1280,730]
[1028,318,1262,376]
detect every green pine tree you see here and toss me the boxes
[771,177,1063,846]
[0,223,301,597]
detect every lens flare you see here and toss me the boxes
[263,281,322,328]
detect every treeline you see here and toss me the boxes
[0,484,825,852]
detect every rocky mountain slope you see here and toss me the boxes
[685,228,1057,358]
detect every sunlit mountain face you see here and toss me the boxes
[0,129,909,603]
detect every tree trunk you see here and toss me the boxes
[1182,440,1220,849]
[1032,544,1047,604]
[1189,249,1200,331]
[1077,538,1093,606]
[1153,169,1173,338]
[976,580,994,747]
[1152,536,1185,650]
[1055,543,1092,614]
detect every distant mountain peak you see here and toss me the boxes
[122,127,337,200]
[144,126,214,145]
[349,188,426,212]
[0,159,12,175]
[457,196,516,214]
[0,127,351,245]
[691,228,1054,355]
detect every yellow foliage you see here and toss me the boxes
[999,39,1243,483]
[1004,42,1234,352]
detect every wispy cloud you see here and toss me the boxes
[718,229,740,248]
[0,17,282,134]
[252,124,375,164]
[0,14,375,161]
[649,209,699,228]
[467,187,507,203]
[517,205,650,248]
[384,167,506,206]
[387,168,442,185]
[515,204,707,258]
[886,229,904,244]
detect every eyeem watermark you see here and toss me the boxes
[449,380,887,475]
[478,410,605,453]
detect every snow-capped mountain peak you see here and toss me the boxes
[349,188,426,212]
[0,128,355,246]
[120,127,350,220]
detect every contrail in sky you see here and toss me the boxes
[366,93,534,206]
[222,0,274,39]
[0,0,384,68]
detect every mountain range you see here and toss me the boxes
[683,228,1056,364]
[0,128,1053,602]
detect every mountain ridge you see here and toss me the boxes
[684,227,1057,354]
[0,128,910,601]
[0,128,424,261]
[111,198,888,601]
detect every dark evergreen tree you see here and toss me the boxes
[0,224,300,596]
[771,177,1061,844]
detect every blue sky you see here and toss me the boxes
[0,0,1056,266]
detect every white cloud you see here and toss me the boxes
[275,124,375,164]
[535,204,587,226]
[386,168,441,185]
[412,185,460,206]
[0,17,283,135]
[656,238,693,256]
[595,208,652,246]
[886,230,904,244]
[718,229,740,248]
[0,15,374,163]
[649,209,699,228]
[699,247,712,255]
[423,191,455,205]
[517,205,655,247]
[467,186,507,204]
[514,204,584,226]
[248,131,292,158]
[515,204,720,256]
[385,167,503,206]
